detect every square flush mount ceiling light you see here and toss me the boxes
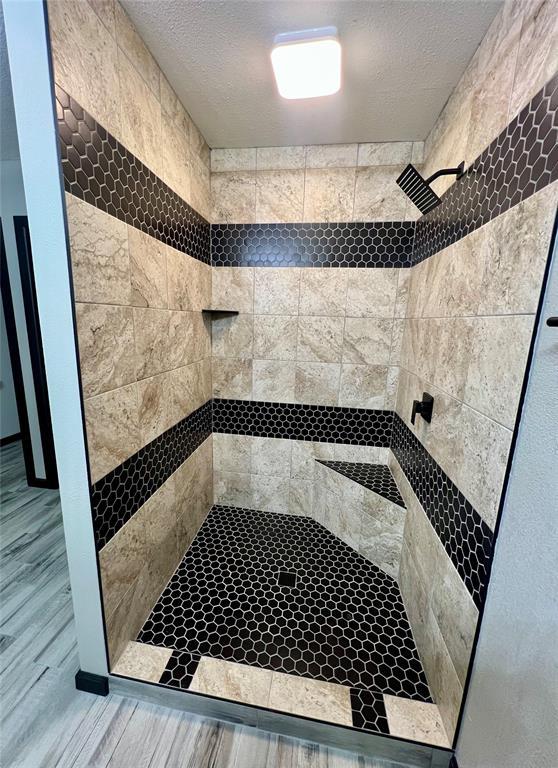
[271,27,341,100]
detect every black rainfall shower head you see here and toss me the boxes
[396,161,465,215]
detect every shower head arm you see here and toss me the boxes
[425,161,465,186]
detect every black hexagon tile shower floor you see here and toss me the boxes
[138,505,431,705]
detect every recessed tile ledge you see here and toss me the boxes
[317,461,406,508]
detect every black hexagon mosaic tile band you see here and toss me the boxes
[91,400,212,550]
[213,399,393,446]
[211,222,414,268]
[138,505,432,702]
[318,462,406,508]
[413,73,558,265]
[390,414,493,609]
[159,651,200,690]
[55,85,210,264]
[350,688,390,734]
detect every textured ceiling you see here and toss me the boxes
[0,5,20,161]
[122,0,501,148]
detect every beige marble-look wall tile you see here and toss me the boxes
[253,315,298,360]
[295,362,340,406]
[111,641,172,682]
[140,481,180,590]
[87,0,116,36]
[66,194,131,306]
[174,437,213,550]
[114,1,159,96]
[133,307,170,379]
[212,314,253,359]
[268,672,352,726]
[76,303,136,397]
[432,318,474,400]
[212,267,254,314]
[211,148,256,173]
[213,470,253,508]
[190,658,272,706]
[251,474,291,514]
[84,383,139,482]
[212,359,253,399]
[211,172,256,223]
[339,364,387,408]
[118,50,161,176]
[105,565,157,665]
[464,314,534,428]
[128,226,167,308]
[160,116,191,204]
[346,269,398,318]
[256,146,306,170]
[384,695,450,748]
[299,269,348,317]
[213,433,252,474]
[253,268,300,315]
[137,371,173,445]
[290,440,335,480]
[251,437,292,477]
[288,478,314,516]
[190,154,211,221]
[305,143,358,168]
[343,317,393,365]
[255,170,305,223]
[170,359,211,423]
[48,0,121,141]
[303,168,356,222]
[509,0,558,120]
[353,166,409,221]
[477,184,557,315]
[357,142,413,167]
[297,316,344,363]
[190,120,210,168]
[99,511,145,617]
[253,360,296,402]
[167,249,210,312]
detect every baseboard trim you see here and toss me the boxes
[0,432,21,447]
[75,670,109,696]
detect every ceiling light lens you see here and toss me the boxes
[271,31,341,100]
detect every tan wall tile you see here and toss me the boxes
[212,267,254,313]
[133,308,171,378]
[253,315,298,360]
[305,143,358,168]
[99,511,146,618]
[76,303,136,398]
[213,433,252,474]
[303,168,355,222]
[295,362,340,406]
[211,314,254,359]
[252,474,291,514]
[346,269,398,318]
[256,146,305,170]
[118,50,161,176]
[128,226,168,308]
[212,359,253,399]
[160,117,191,203]
[84,383,140,482]
[167,249,210,311]
[339,364,387,408]
[343,317,392,365]
[254,268,300,315]
[66,194,131,306]
[211,148,256,173]
[251,437,292,477]
[353,166,409,221]
[299,269,348,316]
[253,360,296,402]
[114,1,159,96]
[48,0,121,141]
[211,172,256,223]
[213,470,253,508]
[357,142,413,167]
[255,170,305,223]
[137,371,173,445]
[297,316,344,363]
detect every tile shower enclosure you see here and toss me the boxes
[48,0,557,753]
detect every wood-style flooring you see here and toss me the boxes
[0,442,400,767]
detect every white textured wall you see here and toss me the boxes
[456,223,558,767]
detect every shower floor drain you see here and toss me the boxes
[278,571,297,587]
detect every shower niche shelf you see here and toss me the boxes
[202,308,239,318]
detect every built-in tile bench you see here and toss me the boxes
[312,461,407,578]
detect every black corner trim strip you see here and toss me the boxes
[55,85,210,265]
[213,399,393,445]
[413,73,558,264]
[211,221,415,268]
[91,400,212,551]
[75,670,109,696]
[390,414,493,609]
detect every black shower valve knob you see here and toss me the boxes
[411,393,434,425]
